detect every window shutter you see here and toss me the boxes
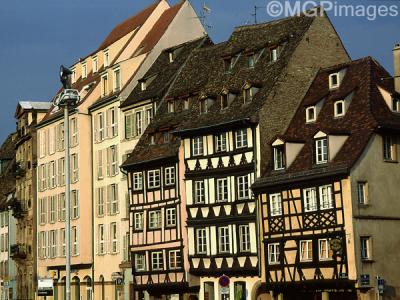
[115,183,119,213]
[106,109,111,138]
[95,226,99,255]
[106,185,111,215]
[114,109,118,136]
[106,148,111,177]
[116,224,120,253]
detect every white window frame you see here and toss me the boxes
[103,49,109,67]
[192,137,203,156]
[72,226,78,256]
[306,106,316,123]
[133,172,143,190]
[235,129,248,148]
[194,181,205,204]
[49,196,57,223]
[135,253,145,271]
[319,185,333,210]
[125,112,135,139]
[110,222,118,253]
[71,153,78,182]
[151,251,164,270]
[216,178,228,202]
[357,182,368,205]
[315,138,328,164]
[97,187,105,217]
[165,208,176,227]
[237,175,250,200]
[239,225,250,252]
[148,210,161,229]
[71,190,79,219]
[147,170,160,189]
[113,68,121,92]
[110,184,119,214]
[303,188,317,212]
[58,193,66,221]
[101,74,108,97]
[165,167,175,186]
[360,236,371,260]
[134,212,143,230]
[268,243,280,264]
[98,224,106,255]
[215,133,227,152]
[218,226,230,253]
[60,228,66,257]
[271,47,278,62]
[329,73,339,89]
[269,193,282,216]
[318,238,332,261]
[110,107,118,137]
[300,240,313,262]
[273,146,285,170]
[168,250,181,269]
[196,228,207,254]
[82,62,87,79]
[92,56,98,73]
[334,100,345,117]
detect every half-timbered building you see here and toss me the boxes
[169,10,349,300]
[252,55,400,300]
[121,36,210,300]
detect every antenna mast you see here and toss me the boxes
[252,5,264,24]
[199,2,212,29]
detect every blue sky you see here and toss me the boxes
[0,0,399,143]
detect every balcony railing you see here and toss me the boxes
[10,244,27,260]
[15,162,26,179]
[11,199,28,219]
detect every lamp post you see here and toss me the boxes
[56,65,79,300]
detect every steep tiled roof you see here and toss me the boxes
[253,57,400,188]
[0,133,16,206]
[98,1,161,51]
[121,36,212,108]
[0,133,16,160]
[122,14,316,168]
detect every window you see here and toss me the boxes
[71,68,76,83]
[148,210,161,229]
[108,184,119,214]
[392,97,400,112]
[101,75,108,97]
[131,172,143,190]
[58,193,66,221]
[192,137,203,156]
[135,111,143,136]
[194,181,205,204]
[147,170,160,188]
[49,127,55,154]
[315,138,328,164]
[248,55,255,68]
[151,252,163,270]
[92,56,98,73]
[60,228,66,257]
[224,58,233,73]
[39,231,47,259]
[300,240,313,262]
[113,68,121,92]
[97,187,105,216]
[196,228,207,254]
[164,167,175,186]
[183,98,190,110]
[50,161,56,188]
[268,243,280,264]
[135,254,145,271]
[140,81,146,91]
[167,101,175,113]
[110,222,118,253]
[163,132,169,143]
[306,106,316,122]
[216,178,228,202]
[243,87,252,103]
[71,118,78,146]
[72,226,78,256]
[40,164,47,191]
[221,94,228,109]
[169,51,175,63]
[239,225,250,252]
[319,239,333,260]
[108,145,118,176]
[71,154,78,182]
[269,193,282,216]
[235,129,248,148]
[97,149,103,179]
[104,50,109,67]
[82,63,87,79]
[334,100,345,117]
[71,190,79,219]
[271,47,278,62]
[169,250,181,269]
[97,112,105,141]
[237,175,249,200]
[218,226,230,253]
[360,237,371,260]
[57,122,65,151]
[329,73,339,89]
[98,224,105,254]
[125,113,134,139]
[215,133,227,152]
[58,158,65,186]
[303,188,317,212]
[199,99,207,114]
[383,135,397,161]
[319,185,333,210]
[166,208,176,227]
[49,230,57,258]
[357,182,368,205]
[274,146,285,170]
[134,212,143,230]
[109,107,118,137]
[40,198,46,225]
[49,196,57,223]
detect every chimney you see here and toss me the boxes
[394,42,400,93]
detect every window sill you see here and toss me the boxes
[361,258,374,263]
[383,159,398,164]
[358,203,370,208]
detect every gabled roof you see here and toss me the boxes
[121,36,212,109]
[253,57,400,188]
[15,101,51,118]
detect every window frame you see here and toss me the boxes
[318,238,333,261]
[215,132,227,153]
[319,184,334,210]
[165,208,176,228]
[306,106,316,123]
[273,146,285,170]
[147,169,160,189]
[269,193,282,217]
[196,228,207,254]
[299,240,313,262]
[133,172,143,190]
[133,212,144,231]
[194,180,205,204]
[303,187,317,212]
[360,236,371,260]
[235,129,248,149]
[164,167,175,186]
[151,251,164,271]
[238,224,251,252]
[148,210,162,230]
[237,175,250,200]
[268,243,280,265]
[218,226,230,253]
[168,250,181,270]
[315,138,328,164]
[216,178,228,202]
[192,136,204,156]
[357,181,368,205]
[334,100,345,117]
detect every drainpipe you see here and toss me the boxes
[90,112,95,300]
[393,43,400,93]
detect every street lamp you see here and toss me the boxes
[55,65,79,300]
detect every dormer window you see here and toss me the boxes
[392,97,400,112]
[329,73,339,89]
[150,134,155,145]
[113,68,121,92]
[248,55,255,68]
[315,138,328,164]
[334,100,345,117]
[167,101,175,113]
[221,94,228,109]
[82,63,87,79]
[141,81,147,91]
[169,51,175,63]
[92,56,98,73]
[271,47,278,62]
[101,74,108,97]
[71,68,76,83]
[224,58,233,73]
[104,50,109,67]
[273,145,285,170]
[306,106,316,123]
[183,98,190,110]
[163,132,170,143]
[200,99,207,114]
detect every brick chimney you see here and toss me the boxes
[394,43,400,93]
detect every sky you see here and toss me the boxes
[0,0,399,143]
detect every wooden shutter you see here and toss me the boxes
[115,183,119,213]
[106,147,111,177]
[106,185,111,215]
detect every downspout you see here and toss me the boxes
[90,112,95,299]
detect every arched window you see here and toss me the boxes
[99,275,105,300]
[72,276,80,300]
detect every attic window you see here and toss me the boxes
[163,132,170,143]
[392,97,400,113]
[82,63,87,79]
[183,98,190,110]
[306,106,316,123]
[200,99,207,114]
[248,55,255,68]
[71,68,76,83]
[150,134,155,145]
[273,145,285,170]
[271,47,278,62]
[169,51,175,63]
[141,81,147,91]
[104,50,110,67]
[334,100,345,117]
[224,58,233,73]
[329,73,339,89]
[167,101,175,113]
[221,94,228,109]
[93,56,98,73]
[315,138,328,164]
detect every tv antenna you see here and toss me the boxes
[198,2,213,29]
[252,5,265,24]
